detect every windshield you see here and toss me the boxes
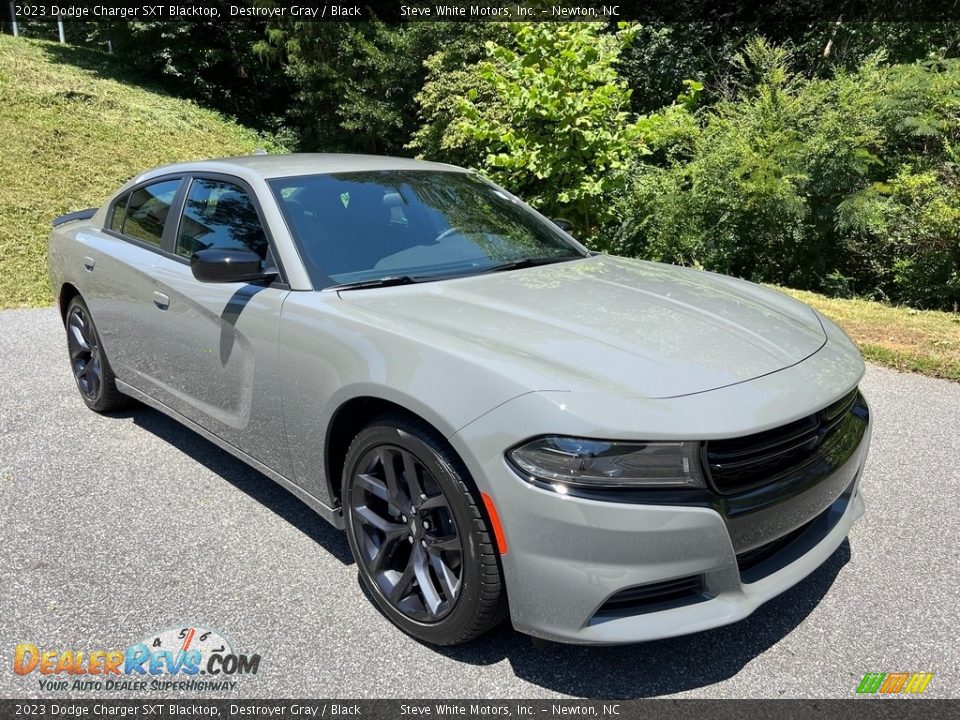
[268,170,586,287]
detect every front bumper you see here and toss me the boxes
[507,466,863,644]
[449,382,871,644]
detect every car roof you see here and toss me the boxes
[137,153,467,183]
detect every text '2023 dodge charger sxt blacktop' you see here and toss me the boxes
[48,154,871,646]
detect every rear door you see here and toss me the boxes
[148,174,292,476]
[81,177,184,386]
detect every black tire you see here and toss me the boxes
[65,296,127,413]
[342,413,507,645]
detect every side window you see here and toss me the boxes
[176,179,268,260]
[110,194,128,232]
[124,179,181,247]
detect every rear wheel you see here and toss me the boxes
[342,414,507,645]
[65,296,126,413]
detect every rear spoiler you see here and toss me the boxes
[52,208,97,227]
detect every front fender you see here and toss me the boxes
[277,291,535,506]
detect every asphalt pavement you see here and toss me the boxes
[1,307,957,699]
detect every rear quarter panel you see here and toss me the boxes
[48,221,91,312]
[48,218,162,382]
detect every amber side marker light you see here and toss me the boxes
[481,492,508,555]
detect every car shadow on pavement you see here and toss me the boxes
[123,404,355,566]
[437,540,852,698]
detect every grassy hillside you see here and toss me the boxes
[0,35,280,308]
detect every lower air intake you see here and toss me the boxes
[591,575,705,623]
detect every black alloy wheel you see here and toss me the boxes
[342,414,507,645]
[64,296,126,412]
[67,302,103,402]
[350,444,463,621]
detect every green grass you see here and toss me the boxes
[0,35,281,308]
[775,287,960,382]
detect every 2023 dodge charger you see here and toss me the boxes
[48,154,871,646]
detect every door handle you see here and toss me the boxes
[83,256,95,271]
[153,292,170,310]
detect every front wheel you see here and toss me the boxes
[342,414,507,645]
[65,296,127,413]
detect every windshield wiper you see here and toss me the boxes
[330,275,422,291]
[481,256,583,274]
[331,256,584,290]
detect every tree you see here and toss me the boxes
[442,22,647,235]
[407,23,509,166]
[611,39,960,310]
[257,21,464,154]
[88,21,293,135]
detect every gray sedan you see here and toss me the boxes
[47,154,871,645]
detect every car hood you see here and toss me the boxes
[337,255,827,399]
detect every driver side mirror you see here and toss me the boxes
[190,249,277,284]
[551,218,574,233]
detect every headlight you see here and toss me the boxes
[507,436,705,489]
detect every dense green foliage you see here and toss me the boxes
[407,24,507,166]
[255,21,463,153]
[439,23,645,231]
[411,23,960,310]
[617,22,960,113]
[608,40,960,310]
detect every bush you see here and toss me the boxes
[609,40,960,311]
[416,22,646,235]
[407,24,509,168]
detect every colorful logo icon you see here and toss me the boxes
[856,673,933,695]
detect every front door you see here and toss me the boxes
[147,176,291,477]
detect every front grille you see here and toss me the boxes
[703,388,860,495]
[591,576,705,623]
[734,479,853,582]
[736,518,814,574]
